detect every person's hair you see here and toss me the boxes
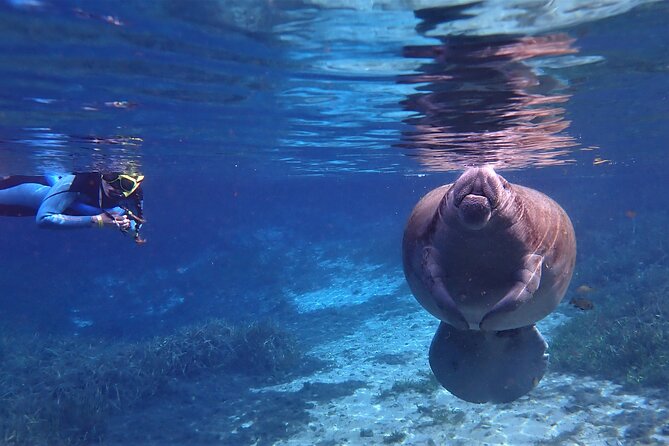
[101,173,121,182]
[131,187,144,221]
[120,182,145,244]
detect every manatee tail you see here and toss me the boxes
[429,322,548,404]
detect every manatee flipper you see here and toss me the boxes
[422,247,468,330]
[480,254,543,330]
[429,322,548,404]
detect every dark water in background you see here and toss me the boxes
[0,0,668,443]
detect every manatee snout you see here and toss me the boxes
[459,194,491,229]
[450,166,505,230]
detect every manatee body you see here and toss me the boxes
[402,166,576,403]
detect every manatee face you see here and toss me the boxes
[442,165,512,230]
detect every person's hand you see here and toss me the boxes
[98,213,131,231]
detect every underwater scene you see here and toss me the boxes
[0,0,668,444]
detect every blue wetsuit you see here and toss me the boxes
[0,173,133,228]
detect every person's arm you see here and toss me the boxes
[35,175,102,229]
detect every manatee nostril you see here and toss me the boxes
[483,177,500,208]
[453,182,473,206]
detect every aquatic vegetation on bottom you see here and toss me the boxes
[550,210,669,389]
[534,426,584,446]
[416,405,466,427]
[0,319,300,445]
[144,319,299,378]
[376,371,440,400]
[360,428,374,438]
[100,377,367,445]
[383,430,407,444]
[369,352,412,366]
[550,265,669,389]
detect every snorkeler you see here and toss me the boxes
[0,172,146,244]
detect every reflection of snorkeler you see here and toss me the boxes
[0,172,146,244]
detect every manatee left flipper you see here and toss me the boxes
[480,254,543,331]
[429,322,548,403]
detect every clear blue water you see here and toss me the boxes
[0,0,668,444]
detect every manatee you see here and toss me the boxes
[402,166,576,403]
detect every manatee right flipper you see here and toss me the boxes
[421,247,468,330]
[429,322,548,404]
[480,253,543,331]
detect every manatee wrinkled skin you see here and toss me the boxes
[402,166,576,403]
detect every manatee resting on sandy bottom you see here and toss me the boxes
[402,166,576,403]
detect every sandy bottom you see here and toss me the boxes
[255,301,669,446]
[102,256,668,445]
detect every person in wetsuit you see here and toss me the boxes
[0,172,145,242]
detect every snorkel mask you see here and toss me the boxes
[103,173,144,197]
